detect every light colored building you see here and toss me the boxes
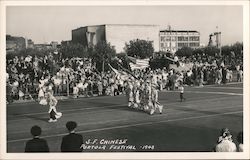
[159,30,200,54]
[72,24,160,53]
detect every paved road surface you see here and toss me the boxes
[7,83,243,152]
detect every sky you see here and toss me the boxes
[6,5,243,45]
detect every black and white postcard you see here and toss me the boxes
[0,0,249,159]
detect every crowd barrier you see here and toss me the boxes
[6,70,242,104]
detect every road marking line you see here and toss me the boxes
[185,91,243,96]
[7,110,242,143]
[203,86,243,90]
[205,82,243,86]
[162,90,243,96]
[8,105,242,135]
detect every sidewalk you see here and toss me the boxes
[7,94,100,105]
[7,82,243,105]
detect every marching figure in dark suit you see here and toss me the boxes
[61,121,83,152]
[25,125,49,152]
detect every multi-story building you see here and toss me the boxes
[72,24,160,53]
[159,30,200,54]
[6,35,26,53]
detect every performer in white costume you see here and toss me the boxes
[133,80,141,109]
[144,80,153,114]
[126,81,134,107]
[47,91,62,122]
[151,83,163,115]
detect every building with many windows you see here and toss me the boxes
[72,25,200,55]
[159,30,200,54]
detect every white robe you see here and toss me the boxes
[215,139,237,152]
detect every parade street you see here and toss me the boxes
[7,83,243,152]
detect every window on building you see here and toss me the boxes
[178,43,189,47]
[171,37,176,41]
[160,43,165,48]
[166,36,171,41]
[189,42,200,47]
[178,36,188,41]
[160,36,165,42]
[189,36,200,41]
[172,42,176,47]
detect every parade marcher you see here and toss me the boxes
[144,80,151,111]
[151,82,163,115]
[126,80,134,108]
[138,81,146,111]
[73,83,79,98]
[133,80,141,109]
[97,80,103,96]
[179,82,186,102]
[47,91,62,123]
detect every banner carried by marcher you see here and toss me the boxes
[128,56,149,70]
[108,64,130,80]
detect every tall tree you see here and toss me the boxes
[90,41,116,72]
[204,46,220,57]
[124,39,154,59]
[60,43,88,58]
[175,47,193,57]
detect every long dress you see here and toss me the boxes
[48,95,62,119]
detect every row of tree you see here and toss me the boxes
[175,42,243,58]
[7,39,243,72]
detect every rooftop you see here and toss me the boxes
[73,24,159,31]
[160,30,199,33]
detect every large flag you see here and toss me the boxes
[108,64,130,80]
[128,56,150,70]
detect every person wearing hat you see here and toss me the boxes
[215,128,237,152]
[25,125,49,152]
[61,121,83,152]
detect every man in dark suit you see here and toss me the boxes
[25,125,49,152]
[61,121,83,152]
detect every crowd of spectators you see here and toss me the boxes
[25,121,83,152]
[6,51,243,103]
[25,122,243,152]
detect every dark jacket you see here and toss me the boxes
[61,132,83,152]
[25,137,49,152]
